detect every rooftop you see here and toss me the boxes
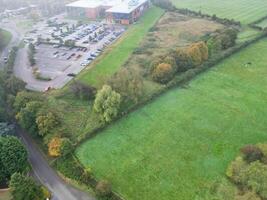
[66,0,122,9]
[106,0,148,14]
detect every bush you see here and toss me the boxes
[207,28,238,54]
[152,63,174,83]
[226,156,247,183]
[54,155,92,184]
[9,173,45,200]
[240,145,263,163]
[239,161,267,199]
[235,191,261,200]
[60,138,74,157]
[96,180,112,198]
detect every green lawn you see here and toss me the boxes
[0,29,12,52]
[76,39,267,200]
[236,26,261,44]
[78,6,164,87]
[171,0,267,24]
[256,18,267,29]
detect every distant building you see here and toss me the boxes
[106,0,149,25]
[66,0,150,24]
[66,0,122,19]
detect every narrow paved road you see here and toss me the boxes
[15,125,95,200]
[0,22,21,68]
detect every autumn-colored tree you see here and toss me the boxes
[152,63,174,83]
[48,137,62,157]
[187,41,209,66]
[36,112,59,137]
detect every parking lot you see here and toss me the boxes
[22,17,125,89]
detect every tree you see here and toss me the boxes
[175,48,192,71]
[13,91,42,113]
[28,43,36,66]
[9,173,45,200]
[48,137,62,157]
[36,112,59,137]
[94,85,121,123]
[152,63,174,83]
[16,101,42,135]
[0,136,28,184]
[187,41,209,66]
[4,75,26,96]
[64,39,75,47]
[108,68,144,104]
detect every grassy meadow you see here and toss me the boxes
[77,6,164,88]
[76,39,267,200]
[171,0,267,24]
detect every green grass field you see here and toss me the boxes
[256,19,267,29]
[0,29,12,52]
[78,6,164,87]
[76,39,267,200]
[171,0,267,24]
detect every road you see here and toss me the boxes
[0,22,21,68]
[16,125,95,200]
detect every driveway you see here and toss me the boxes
[15,125,95,200]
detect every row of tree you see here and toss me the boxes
[151,41,209,84]
[149,27,238,84]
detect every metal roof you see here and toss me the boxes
[66,0,122,9]
[106,0,148,14]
